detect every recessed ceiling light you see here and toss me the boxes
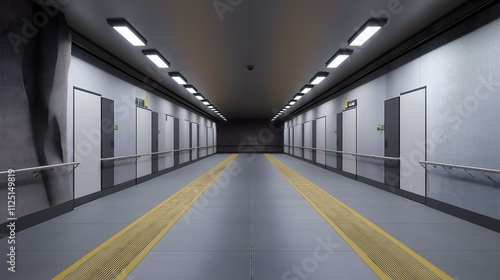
[348,18,388,46]
[194,93,204,100]
[326,49,354,68]
[310,72,329,85]
[107,18,147,46]
[289,101,296,106]
[184,85,198,93]
[168,72,187,85]
[202,100,210,106]
[142,49,169,68]
[293,93,304,101]
[300,85,313,94]
[285,105,291,109]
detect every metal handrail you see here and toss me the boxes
[0,162,80,176]
[419,160,500,175]
[101,146,217,162]
[284,145,400,161]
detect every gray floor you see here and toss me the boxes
[1,154,500,279]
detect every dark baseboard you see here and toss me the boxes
[357,175,426,204]
[136,173,157,184]
[0,200,74,237]
[427,198,500,233]
[74,178,136,207]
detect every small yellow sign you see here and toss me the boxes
[114,125,119,131]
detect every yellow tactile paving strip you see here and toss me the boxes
[265,154,452,280]
[53,154,238,280]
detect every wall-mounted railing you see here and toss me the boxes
[101,146,217,167]
[284,145,400,164]
[0,162,81,177]
[419,160,500,183]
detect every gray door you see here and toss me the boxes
[152,112,159,173]
[336,113,343,170]
[101,97,114,190]
[384,97,400,188]
[174,118,180,165]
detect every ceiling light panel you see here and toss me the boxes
[310,72,329,85]
[348,18,388,46]
[169,72,187,85]
[142,49,169,68]
[326,49,354,68]
[300,85,314,94]
[184,85,198,94]
[107,18,147,46]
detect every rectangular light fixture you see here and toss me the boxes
[202,100,210,106]
[289,101,296,106]
[169,72,187,85]
[285,105,291,109]
[194,93,204,100]
[184,85,198,93]
[107,18,147,46]
[293,93,304,101]
[348,18,388,46]
[208,105,214,109]
[301,85,313,94]
[142,49,169,68]
[326,49,354,68]
[310,72,329,85]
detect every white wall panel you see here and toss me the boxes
[136,107,152,178]
[316,117,326,165]
[199,125,207,158]
[400,88,426,196]
[342,109,357,175]
[304,122,313,160]
[208,127,214,155]
[181,120,190,164]
[74,89,101,198]
[191,123,198,160]
[293,125,302,157]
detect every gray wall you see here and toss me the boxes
[285,6,500,220]
[68,47,216,187]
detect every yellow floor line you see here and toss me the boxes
[265,154,452,280]
[53,154,238,280]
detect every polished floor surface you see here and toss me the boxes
[1,154,500,279]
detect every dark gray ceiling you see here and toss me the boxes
[58,0,466,120]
